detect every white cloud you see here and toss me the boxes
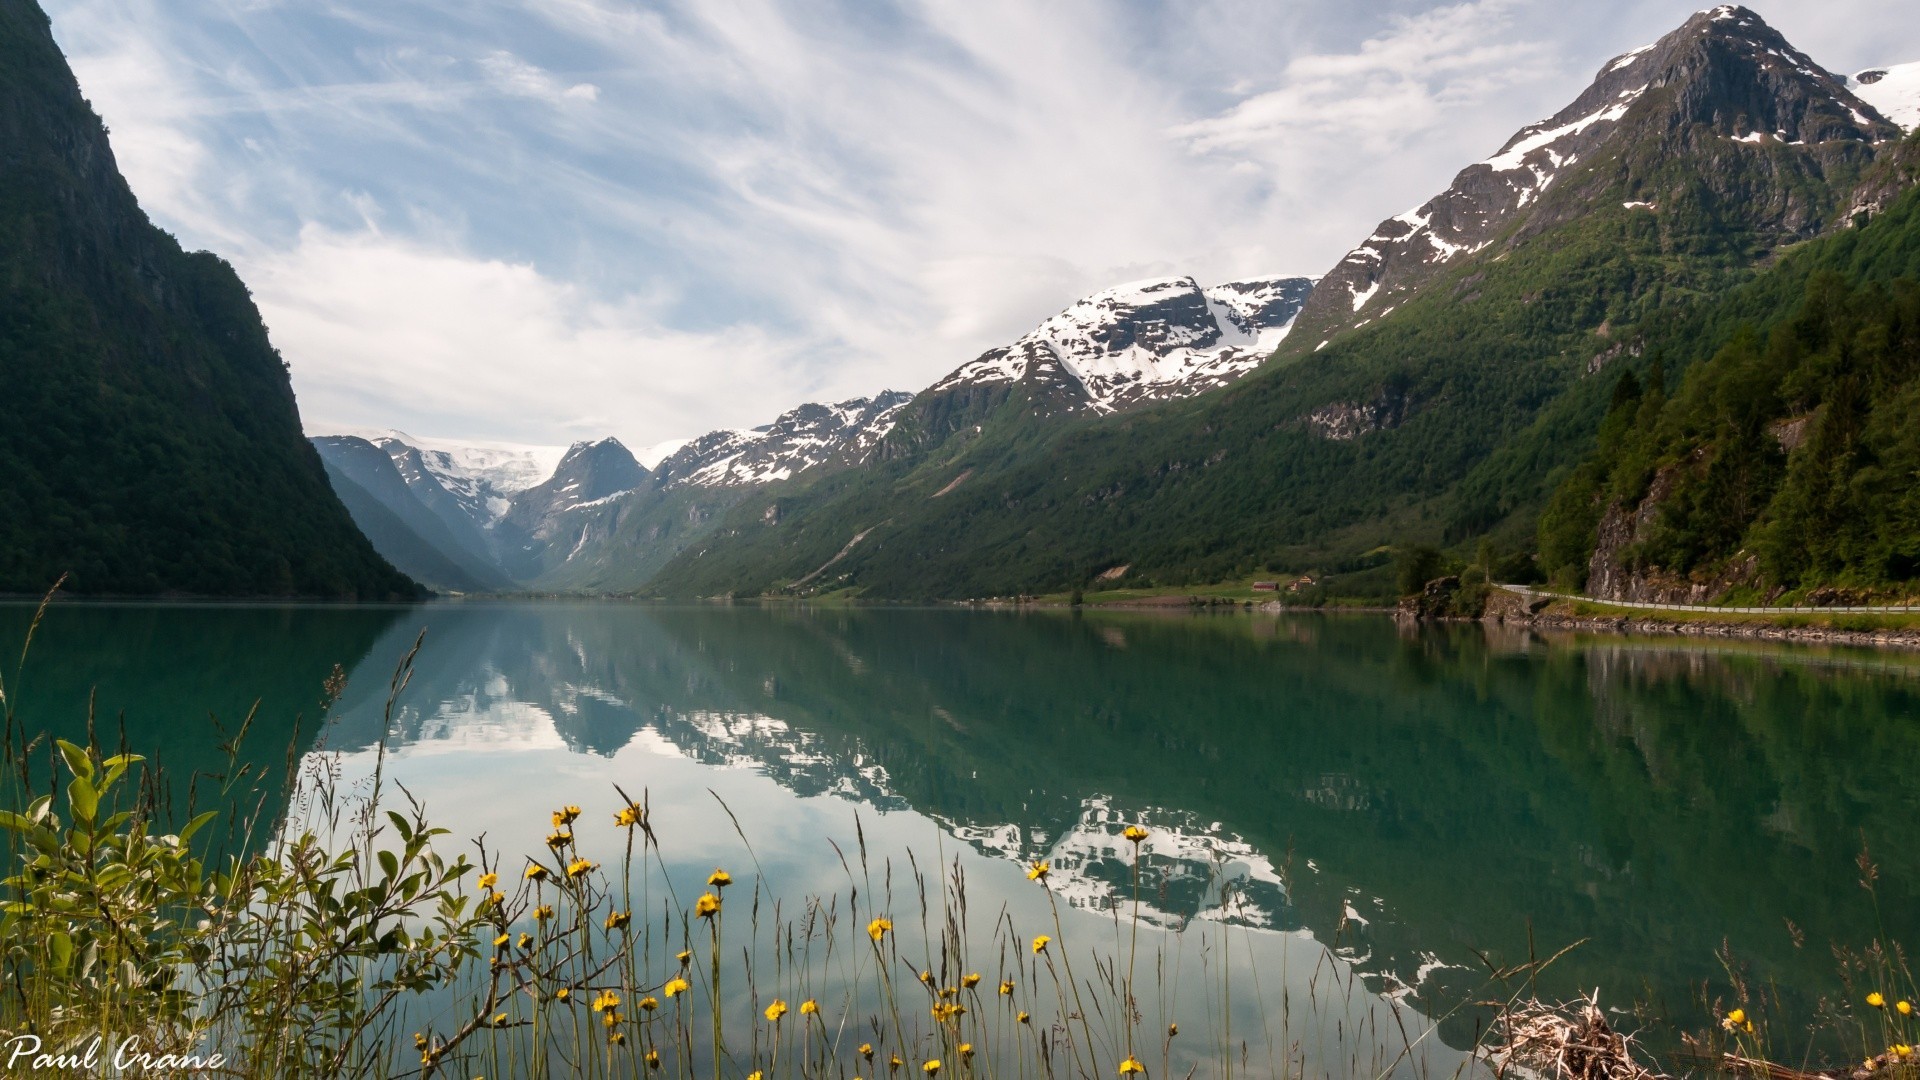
[477,51,598,104]
[251,224,834,447]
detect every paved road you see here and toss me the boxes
[1495,583,1920,615]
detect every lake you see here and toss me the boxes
[3,600,1917,1076]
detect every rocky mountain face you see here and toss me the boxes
[0,0,418,598]
[1287,4,1903,351]
[312,436,515,592]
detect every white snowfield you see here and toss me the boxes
[1849,62,1920,132]
[343,428,568,524]
[930,275,1310,411]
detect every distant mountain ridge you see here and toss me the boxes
[317,273,1307,592]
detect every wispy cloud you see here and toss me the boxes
[37,0,1920,448]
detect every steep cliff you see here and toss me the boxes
[0,0,419,598]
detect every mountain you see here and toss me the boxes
[0,0,419,598]
[924,275,1312,415]
[312,436,514,592]
[1288,4,1900,350]
[1537,180,1920,603]
[637,6,1920,601]
[650,393,914,489]
[495,438,648,581]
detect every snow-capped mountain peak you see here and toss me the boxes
[1848,63,1920,131]
[654,393,914,489]
[930,274,1312,412]
[1287,5,1901,347]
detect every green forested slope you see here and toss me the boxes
[1539,174,1920,598]
[0,0,419,598]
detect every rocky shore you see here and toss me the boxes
[1479,588,1920,650]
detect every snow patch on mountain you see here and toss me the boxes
[930,275,1312,412]
[1849,63,1920,131]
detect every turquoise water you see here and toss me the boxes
[4,601,1917,1072]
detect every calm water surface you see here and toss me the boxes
[4,601,1918,1073]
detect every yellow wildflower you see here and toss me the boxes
[919,970,935,985]
[1032,935,1051,954]
[923,1061,942,1076]
[766,999,790,1022]
[1000,979,1015,995]
[493,1012,509,1026]
[1168,1023,1179,1037]
[566,857,596,879]
[708,869,733,888]
[644,1049,661,1070]
[748,1073,762,1080]
[859,1042,874,1059]
[555,988,571,1003]
[959,1044,974,1059]
[605,910,631,931]
[552,805,581,827]
[592,990,621,1012]
[609,1031,626,1046]
[663,977,691,998]
[602,1009,621,1028]
[1018,1011,1031,1025]
[1726,1009,1746,1026]
[1870,992,1888,1009]
[546,830,571,848]
[676,949,692,966]
[534,904,554,922]
[639,996,659,1012]
[493,933,510,949]
[615,803,646,828]
[800,999,820,1015]
[1902,1001,1915,1017]
[890,1055,904,1073]
[695,892,721,918]
[525,864,550,882]
[1119,1056,1146,1075]
[868,917,893,942]
[516,932,532,950]
[1123,825,1149,844]
[477,872,498,889]
[1027,861,1050,881]
[962,973,981,988]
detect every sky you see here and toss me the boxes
[38,0,1920,451]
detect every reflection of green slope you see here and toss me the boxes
[0,601,409,845]
[315,605,1920,1042]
